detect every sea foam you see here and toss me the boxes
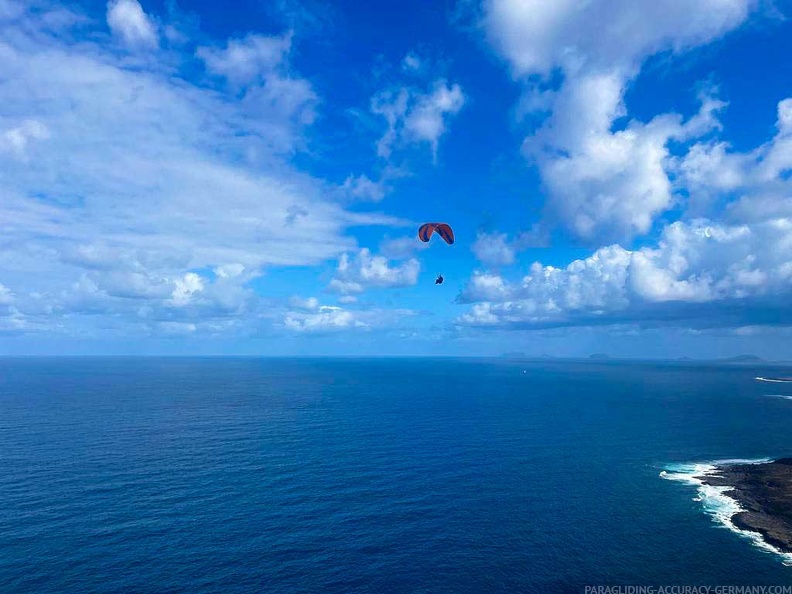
[756,377,792,384]
[661,459,792,566]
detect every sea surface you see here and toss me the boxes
[2,357,792,593]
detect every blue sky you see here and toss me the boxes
[1,0,791,358]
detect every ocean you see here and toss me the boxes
[2,357,792,592]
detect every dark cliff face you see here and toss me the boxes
[702,459,792,554]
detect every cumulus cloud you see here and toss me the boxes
[479,0,758,242]
[372,79,465,162]
[676,97,792,220]
[284,305,365,333]
[678,141,746,204]
[52,262,260,328]
[457,271,513,303]
[107,0,158,49]
[282,300,417,334]
[482,0,755,79]
[457,218,792,329]
[170,272,204,306]
[327,249,420,295]
[532,82,726,242]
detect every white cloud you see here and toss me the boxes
[1,119,49,160]
[0,283,13,305]
[457,218,792,328]
[328,249,420,295]
[215,263,246,279]
[379,235,429,259]
[676,97,792,220]
[52,262,259,323]
[341,174,387,202]
[404,81,465,161]
[402,52,422,72]
[480,0,758,242]
[196,32,319,142]
[728,190,792,222]
[283,301,417,334]
[284,306,365,333]
[678,141,746,201]
[371,88,409,159]
[0,3,404,337]
[327,280,364,296]
[472,231,515,266]
[158,321,197,335]
[338,164,411,204]
[526,75,725,242]
[197,33,292,85]
[0,303,26,334]
[288,296,320,311]
[482,0,755,79]
[372,79,466,162]
[458,271,513,303]
[170,272,204,306]
[106,0,158,49]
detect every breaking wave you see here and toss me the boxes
[661,459,792,566]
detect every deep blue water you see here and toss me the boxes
[2,357,792,593]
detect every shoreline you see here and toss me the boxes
[662,459,792,565]
[701,458,792,555]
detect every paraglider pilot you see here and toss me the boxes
[418,223,454,286]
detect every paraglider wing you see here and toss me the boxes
[418,223,454,245]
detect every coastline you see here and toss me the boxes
[662,459,792,565]
[701,459,792,555]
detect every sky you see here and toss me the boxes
[1,0,791,358]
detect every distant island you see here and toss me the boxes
[702,459,792,554]
[717,355,765,364]
[499,353,558,360]
[490,353,791,364]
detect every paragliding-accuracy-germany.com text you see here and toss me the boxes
[584,586,792,594]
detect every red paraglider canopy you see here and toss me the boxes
[418,223,454,245]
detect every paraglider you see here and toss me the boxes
[418,223,454,285]
[418,223,454,245]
